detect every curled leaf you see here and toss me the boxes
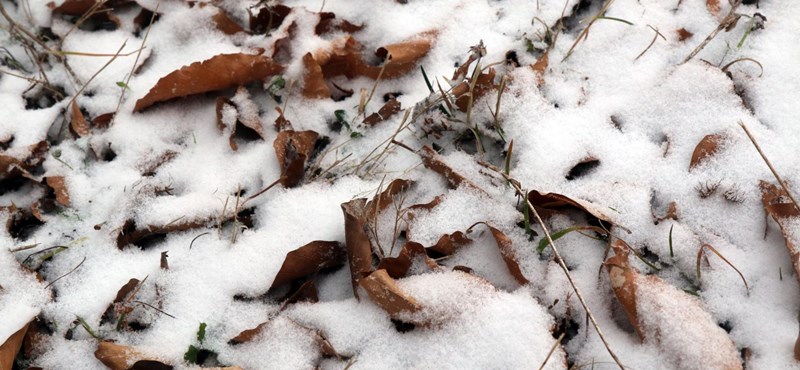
[469,223,529,285]
[690,133,725,170]
[371,34,436,79]
[359,269,422,320]
[270,241,346,289]
[605,239,742,369]
[531,51,549,86]
[527,189,615,226]
[760,181,800,285]
[677,28,694,41]
[707,0,721,16]
[249,4,291,34]
[211,8,245,35]
[216,87,266,151]
[565,157,600,180]
[341,198,373,298]
[377,241,438,278]
[95,341,172,370]
[0,319,33,370]
[70,101,90,137]
[426,231,471,256]
[134,53,283,112]
[302,53,331,99]
[45,176,71,207]
[273,130,320,188]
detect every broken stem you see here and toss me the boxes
[739,120,800,213]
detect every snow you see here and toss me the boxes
[2,0,800,369]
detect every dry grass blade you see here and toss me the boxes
[740,121,800,213]
[562,0,617,61]
[114,2,160,116]
[695,243,750,293]
[682,2,742,64]
[634,25,665,61]
[68,41,128,116]
[480,162,625,370]
[538,332,565,370]
[721,58,763,76]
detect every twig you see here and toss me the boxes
[115,2,159,115]
[682,1,742,64]
[562,0,618,61]
[479,162,625,370]
[739,121,800,212]
[67,40,128,114]
[189,232,210,249]
[45,256,86,288]
[695,243,750,293]
[539,332,566,370]
[133,300,176,318]
[635,25,666,61]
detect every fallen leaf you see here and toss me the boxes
[93,112,115,129]
[273,130,320,187]
[377,241,438,278]
[426,231,471,256]
[273,107,293,131]
[95,341,172,370]
[216,87,266,151]
[270,241,346,289]
[707,0,721,16]
[283,279,319,305]
[531,51,549,86]
[230,321,271,345]
[160,251,168,270]
[454,68,497,112]
[51,0,128,16]
[102,278,141,324]
[317,32,435,80]
[211,8,245,35]
[371,34,436,79]
[419,145,483,191]
[116,216,230,249]
[70,101,90,137]
[653,201,678,224]
[366,178,413,216]
[363,98,401,126]
[0,319,33,370]
[605,239,742,369]
[45,176,70,207]
[527,189,615,226]
[134,53,283,112]
[341,198,374,298]
[470,222,529,285]
[315,12,363,35]
[565,157,600,180]
[690,133,725,170]
[302,53,331,99]
[359,269,422,320]
[0,141,49,178]
[677,28,694,41]
[760,181,800,285]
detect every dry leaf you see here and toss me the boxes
[211,8,245,35]
[366,178,413,216]
[270,240,346,289]
[359,269,422,319]
[426,231,471,256]
[654,201,678,224]
[45,176,70,207]
[302,53,331,99]
[341,198,373,298]
[317,32,435,80]
[454,68,497,112]
[363,98,401,126]
[527,189,615,226]
[690,133,725,170]
[249,4,291,34]
[1,141,49,178]
[315,12,363,35]
[605,239,742,369]
[677,28,694,41]
[471,223,529,285]
[566,157,600,180]
[371,34,435,79]
[134,53,283,112]
[117,216,227,249]
[531,51,549,86]
[216,87,266,151]
[273,107,292,131]
[377,241,438,278]
[283,279,319,305]
[707,0,721,16]
[50,0,128,16]
[273,130,320,188]
[419,145,483,191]
[760,181,800,285]
[230,321,271,345]
[70,101,90,137]
[0,319,33,370]
[95,341,172,370]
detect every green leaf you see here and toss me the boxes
[350,131,364,138]
[197,322,207,343]
[334,109,346,123]
[537,225,606,253]
[116,81,129,89]
[184,345,200,364]
[420,65,434,93]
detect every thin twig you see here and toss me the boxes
[45,256,86,288]
[563,0,618,61]
[739,121,800,212]
[480,162,625,370]
[695,243,750,293]
[67,40,128,113]
[133,300,176,318]
[115,1,159,115]
[635,25,666,61]
[682,1,742,64]
[539,332,566,370]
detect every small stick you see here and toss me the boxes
[634,25,665,61]
[739,121,800,213]
[115,2,160,115]
[481,162,625,370]
[539,332,566,370]
[45,256,86,288]
[682,1,742,64]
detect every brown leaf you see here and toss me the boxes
[51,0,128,16]
[283,279,319,305]
[454,68,497,112]
[0,319,32,370]
[273,107,293,131]
[160,251,168,270]
[707,0,721,16]
[377,241,438,279]
[341,198,373,298]
[471,223,529,285]
[70,101,90,137]
[371,33,436,79]
[363,98,401,126]
[359,269,422,319]
[93,112,115,129]
[95,341,172,370]
[0,141,49,178]
[45,176,70,207]
[427,231,471,256]
[211,8,245,35]
[230,321,271,345]
[366,178,413,216]
[690,133,725,170]
[273,130,320,187]
[605,239,742,369]
[316,12,363,35]
[116,217,222,249]
[419,145,483,191]
[760,181,800,285]
[566,157,600,180]
[531,51,549,86]
[271,241,346,289]
[527,189,615,226]
[133,53,283,112]
[216,88,266,150]
[653,201,678,224]
[302,53,331,99]
[677,28,694,41]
